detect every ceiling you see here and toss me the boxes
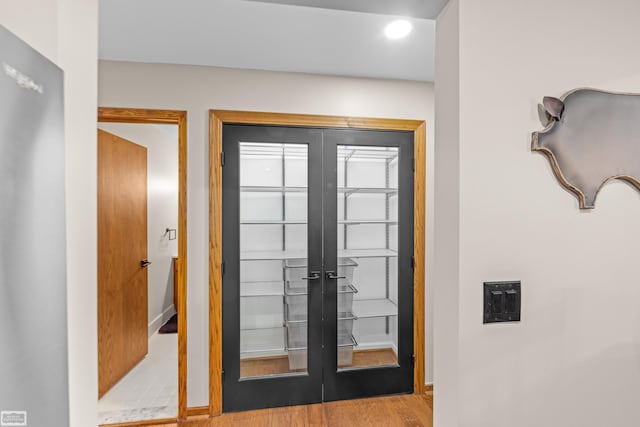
[99,0,442,82]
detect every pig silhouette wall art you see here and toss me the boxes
[532,88,640,209]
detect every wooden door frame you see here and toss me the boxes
[209,110,426,416]
[98,107,189,423]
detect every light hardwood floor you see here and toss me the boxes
[146,392,433,427]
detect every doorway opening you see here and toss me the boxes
[97,108,187,425]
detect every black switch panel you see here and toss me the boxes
[484,281,521,323]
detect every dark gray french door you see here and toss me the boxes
[222,124,414,412]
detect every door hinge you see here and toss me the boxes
[221,151,225,166]
[411,354,415,367]
[221,261,226,276]
[221,369,225,382]
[411,256,415,270]
[412,158,415,172]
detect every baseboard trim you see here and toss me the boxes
[148,304,176,337]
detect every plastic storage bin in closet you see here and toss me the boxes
[283,257,359,369]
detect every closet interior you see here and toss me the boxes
[239,142,400,376]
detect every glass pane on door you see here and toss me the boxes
[336,145,399,370]
[239,142,309,377]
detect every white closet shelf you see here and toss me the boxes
[340,249,398,258]
[240,143,307,158]
[240,219,395,225]
[337,147,399,161]
[241,219,307,225]
[241,144,397,161]
[240,185,398,195]
[241,250,306,260]
[240,327,285,354]
[286,311,357,324]
[240,248,397,261]
[240,281,284,297]
[241,186,307,193]
[339,187,398,195]
[352,299,398,318]
[338,219,398,225]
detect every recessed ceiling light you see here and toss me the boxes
[385,20,412,40]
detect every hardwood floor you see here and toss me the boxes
[240,349,398,377]
[145,392,433,427]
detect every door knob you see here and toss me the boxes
[302,271,320,280]
[326,271,345,280]
[140,259,152,268]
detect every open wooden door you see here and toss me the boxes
[98,129,149,398]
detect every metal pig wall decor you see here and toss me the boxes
[532,88,640,209]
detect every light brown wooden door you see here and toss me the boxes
[98,129,148,398]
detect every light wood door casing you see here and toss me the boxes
[98,129,149,398]
[209,111,426,415]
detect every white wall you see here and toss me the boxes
[0,1,98,426]
[433,1,460,426]
[435,0,640,425]
[0,0,58,62]
[98,123,179,335]
[98,61,436,406]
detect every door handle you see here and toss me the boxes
[140,259,152,268]
[326,271,345,280]
[302,271,320,280]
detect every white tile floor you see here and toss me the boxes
[98,332,178,424]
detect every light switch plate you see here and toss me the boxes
[483,281,521,324]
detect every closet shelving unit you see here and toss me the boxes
[239,143,400,369]
[239,143,310,363]
[337,145,399,360]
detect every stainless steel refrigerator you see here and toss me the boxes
[0,25,69,427]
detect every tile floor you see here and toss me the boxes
[98,332,178,425]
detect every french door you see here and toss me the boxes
[222,124,414,412]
